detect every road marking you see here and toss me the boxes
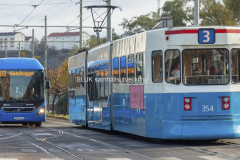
[40,159,64,160]
[0,159,18,160]
[106,159,131,160]
[34,133,54,136]
[100,149,117,151]
[20,149,37,153]
[77,149,93,152]
[30,142,59,159]
[156,158,183,160]
[198,156,229,160]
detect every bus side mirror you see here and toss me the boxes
[46,80,50,89]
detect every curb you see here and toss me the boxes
[46,114,69,120]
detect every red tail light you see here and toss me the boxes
[222,97,230,110]
[184,97,191,111]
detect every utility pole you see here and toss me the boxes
[194,0,199,26]
[45,16,47,78]
[157,0,160,17]
[107,0,112,41]
[32,29,34,58]
[18,42,20,57]
[44,16,49,113]
[80,0,83,49]
[5,48,7,58]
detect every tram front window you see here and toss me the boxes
[0,70,44,102]
[183,49,229,85]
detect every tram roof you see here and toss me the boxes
[0,58,44,70]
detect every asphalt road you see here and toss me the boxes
[0,117,240,160]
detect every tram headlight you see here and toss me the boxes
[37,108,45,115]
[184,104,191,110]
[222,97,230,110]
[184,97,192,111]
[184,98,191,103]
[223,103,229,109]
[223,97,229,103]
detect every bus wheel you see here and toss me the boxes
[22,123,28,126]
[35,122,42,127]
[29,123,34,126]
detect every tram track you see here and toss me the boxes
[45,127,153,160]
[23,130,86,160]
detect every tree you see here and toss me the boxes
[200,0,237,25]
[69,45,80,56]
[119,12,159,34]
[223,0,240,24]
[85,35,108,48]
[161,0,193,27]
[47,58,68,115]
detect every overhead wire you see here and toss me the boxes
[17,0,45,26]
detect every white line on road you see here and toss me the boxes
[30,142,60,159]
[198,156,229,160]
[155,157,183,160]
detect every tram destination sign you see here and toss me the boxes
[198,29,215,44]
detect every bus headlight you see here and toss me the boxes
[37,108,45,115]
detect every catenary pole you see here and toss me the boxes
[18,42,20,57]
[45,16,47,78]
[107,0,112,41]
[32,29,34,58]
[80,0,83,49]
[194,0,199,26]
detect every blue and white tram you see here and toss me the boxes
[68,26,240,139]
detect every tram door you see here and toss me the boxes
[87,64,109,122]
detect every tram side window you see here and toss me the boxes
[183,49,229,85]
[152,50,162,83]
[128,55,135,83]
[165,50,180,84]
[231,49,240,83]
[136,53,143,83]
[72,69,76,88]
[120,56,127,83]
[100,64,105,100]
[113,58,119,83]
[105,63,109,100]
[81,66,85,88]
[95,65,100,100]
[68,70,72,88]
[76,68,80,88]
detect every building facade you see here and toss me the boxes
[47,32,90,50]
[0,32,25,50]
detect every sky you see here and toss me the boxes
[0,0,167,41]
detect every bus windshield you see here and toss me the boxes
[183,49,229,85]
[0,70,44,102]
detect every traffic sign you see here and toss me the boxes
[22,52,25,55]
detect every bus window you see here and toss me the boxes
[68,70,72,88]
[100,64,105,100]
[76,68,80,88]
[183,49,229,85]
[128,55,135,83]
[136,53,143,83]
[152,50,162,83]
[105,63,109,100]
[81,66,85,88]
[113,58,119,83]
[72,69,76,88]
[95,65,100,100]
[120,56,127,83]
[231,49,240,83]
[165,50,180,84]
